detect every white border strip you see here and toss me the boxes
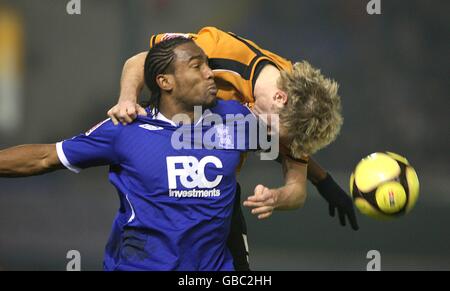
[125,194,136,223]
[243,234,250,263]
[56,142,81,174]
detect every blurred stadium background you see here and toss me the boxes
[0,0,448,270]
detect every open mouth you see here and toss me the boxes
[208,86,218,95]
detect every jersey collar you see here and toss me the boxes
[150,108,212,127]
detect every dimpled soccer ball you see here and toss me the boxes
[350,152,420,220]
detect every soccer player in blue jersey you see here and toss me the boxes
[0,38,287,270]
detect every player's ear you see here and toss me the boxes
[274,90,288,105]
[156,74,174,91]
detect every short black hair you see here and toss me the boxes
[143,37,195,112]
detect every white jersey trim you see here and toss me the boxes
[56,142,81,174]
[125,194,136,223]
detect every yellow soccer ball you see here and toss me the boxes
[350,152,420,220]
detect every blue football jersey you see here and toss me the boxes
[56,100,257,271]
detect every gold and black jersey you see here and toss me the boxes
[150,27,309,167]
[149,26,293,106]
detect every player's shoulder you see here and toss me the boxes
[84,118,118,137]
[84,117,148,138]
[82,115,174,144]
[198,26,221,34]
[134,111,179,130]
[197,26,224,40]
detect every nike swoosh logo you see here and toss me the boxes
[139,124,163,131]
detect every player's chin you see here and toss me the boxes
[203,94,217,109]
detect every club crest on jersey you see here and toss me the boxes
[214,124,234,149]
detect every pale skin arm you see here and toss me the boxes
[0,144,65,177]
[243,154,307,219]
[107,52,148,125]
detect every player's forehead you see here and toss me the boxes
[173,42,206,63]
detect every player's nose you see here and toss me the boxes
[203,65,214,80]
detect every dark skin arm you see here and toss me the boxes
[0,144,65,177]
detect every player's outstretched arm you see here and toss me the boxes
[274,154,308,210]
[107,51,148,125]
[243,154,307,219]
[0,144,64,177]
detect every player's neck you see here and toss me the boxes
[253,64,281,114]
[254,64,280,95]
[159,99,195,124]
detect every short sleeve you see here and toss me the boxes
[56,119,122,173]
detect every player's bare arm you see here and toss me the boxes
[107,51,148,125]
[276,154,307,210]
[243,153,307,219]
[0,144,64,177]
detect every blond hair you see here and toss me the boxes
[278,61,343,158]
